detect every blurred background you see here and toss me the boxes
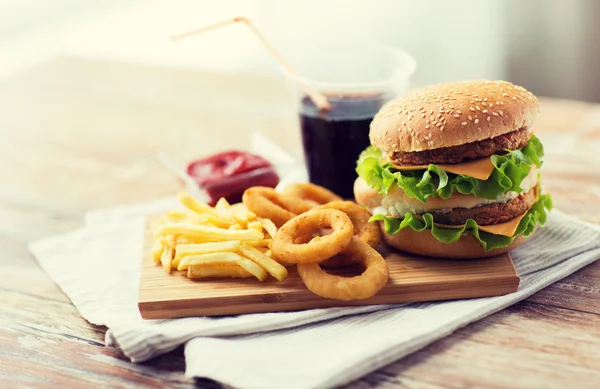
[2,0,600,101]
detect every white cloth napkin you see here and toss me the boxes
[29,198,600,389]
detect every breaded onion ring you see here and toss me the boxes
[242,187,307,227]
[314,201,382,249]
[297,237,389,300]
[272,209,353,264]
[283,182,343,207]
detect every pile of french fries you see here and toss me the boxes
[151,192,287,281]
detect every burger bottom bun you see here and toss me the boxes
[379,222,535,259]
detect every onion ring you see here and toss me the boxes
[314,201,382,249]
[271,209,353,264]
[283,183,343,208]
[297,237,389,300]
[242,187,307,227]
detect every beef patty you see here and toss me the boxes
[425,187,537,226]
[390,127,530,165]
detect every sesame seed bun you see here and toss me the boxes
[369,80,539,153]
[379,224,533,259]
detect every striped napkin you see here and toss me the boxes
[29,198,600,389]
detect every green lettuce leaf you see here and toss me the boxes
[370,193,553,251]
[356,135,544,203]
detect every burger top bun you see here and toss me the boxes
[369,80,539,153]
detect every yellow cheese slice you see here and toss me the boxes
[389,157,495,181]
[433,211,527,237]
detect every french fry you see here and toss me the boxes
[259,218,278,239]
[161,210,196,223]
[154,223,263,241]
[163,234,177,250]
[186,252,267,281]
[186,252,244,266]
[152,192,283,283]
[151,239,164,263]
[175,241,241,270]
[237,258,268,282]
[215,197,231,210]
[247,221,263,232]
[193,215,231,229]
[239,243,288,281]
[160,246,174,273]
[178,192,219,217]
[230,203,257,224]
[214,198,235,224]
[187,264,253,279]
[175,235,211,245]
[244,239,272,247]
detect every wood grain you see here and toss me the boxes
[139,224,519,319]
[1,56,600,388]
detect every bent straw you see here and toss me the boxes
[171,16,331,112]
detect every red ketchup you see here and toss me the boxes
[186,150,280,205]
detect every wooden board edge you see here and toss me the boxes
[138,273,522,319]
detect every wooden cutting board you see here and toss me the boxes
[138,226,520,319]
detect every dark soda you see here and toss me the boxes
[299,94,387,199]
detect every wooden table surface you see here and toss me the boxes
[1,57,600,389]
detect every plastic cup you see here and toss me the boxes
[283,42,417,199]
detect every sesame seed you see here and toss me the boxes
[437,113,442,118]
[430,116,435,121]
[489,102,493,107]
[474,118,480,124]
[492,112,499,116]
[484,98,488,101]
[421,113,426,118]
[499,110,504,116]
[456,110,462,114]
[482,110,488,113]
[425,125,430,129]
[402,121,406,126]
[512,96,517,100]
[461,122,467,125]
[482,102,487,106]
[453,114,460,118]
[487,116,491,122]
[436,123,442,127]
[470,107,475,112]
[502,93,509,97]
[440,126,444,131]
[476,105,481,111]
[468,115,473,120]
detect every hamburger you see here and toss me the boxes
[354,80,552,258]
